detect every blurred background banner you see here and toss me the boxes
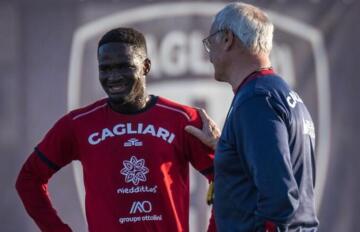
[1,0,359,231]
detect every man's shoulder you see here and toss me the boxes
[252,74,290,92]
[67,98,108,121]
[238,74,291,101]
[232,74,295,115]
[155,96,198,122]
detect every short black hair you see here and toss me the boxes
[98,27,147,55]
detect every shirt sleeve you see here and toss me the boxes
[234,94,299,230]
[184,110,215,181]
[184,110,216,232]
[36,114,78,167]
[15,114,77,231]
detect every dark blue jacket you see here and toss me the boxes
[214,70,319,232]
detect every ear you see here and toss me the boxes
[143,58,151,76]
[223,30,234,51]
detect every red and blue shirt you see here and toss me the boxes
[214,70,319,232]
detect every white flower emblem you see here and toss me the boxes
[120,156,149,185]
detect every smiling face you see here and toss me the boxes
[98,42,150,107]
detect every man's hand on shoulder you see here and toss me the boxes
[185,109,220,150]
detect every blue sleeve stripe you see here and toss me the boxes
[34,147,61,171]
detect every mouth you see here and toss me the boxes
[107,82,130,94]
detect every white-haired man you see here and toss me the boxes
[186,2,319,231]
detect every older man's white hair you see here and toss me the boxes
[212,2,274,55]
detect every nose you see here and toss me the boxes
[107,71,124,82]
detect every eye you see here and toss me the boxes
[99,65,111,72]
[125,65,136,70]
[99,64,136,73]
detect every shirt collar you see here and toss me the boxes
[233,68,274,94]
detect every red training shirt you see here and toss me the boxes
[16,96,215,232]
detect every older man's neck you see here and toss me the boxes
[228,55,272,91]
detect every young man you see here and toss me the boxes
[16,28,215,232]
[186,2,319,232]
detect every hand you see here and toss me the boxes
[206,181,214,205]
[185,108,220,150]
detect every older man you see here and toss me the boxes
[186,2,319,232]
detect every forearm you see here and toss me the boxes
[251,154,300,230]
[16,154,72,232]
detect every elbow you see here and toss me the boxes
[285,190,300,220]
[260,188,300,223]
[15,170,25,195]
[277,188,300,222]
[15,165,35,196]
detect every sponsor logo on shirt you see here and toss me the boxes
[124,138,143,147]
[286,91,304,108]
[303,119,316,138]
[87,123,176,145]
[130,201,152,214]
[118,200,163,224]
[118,156,159,195]
[120,156,149,185]
[117,185,157,194]
[118,214,163,224]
